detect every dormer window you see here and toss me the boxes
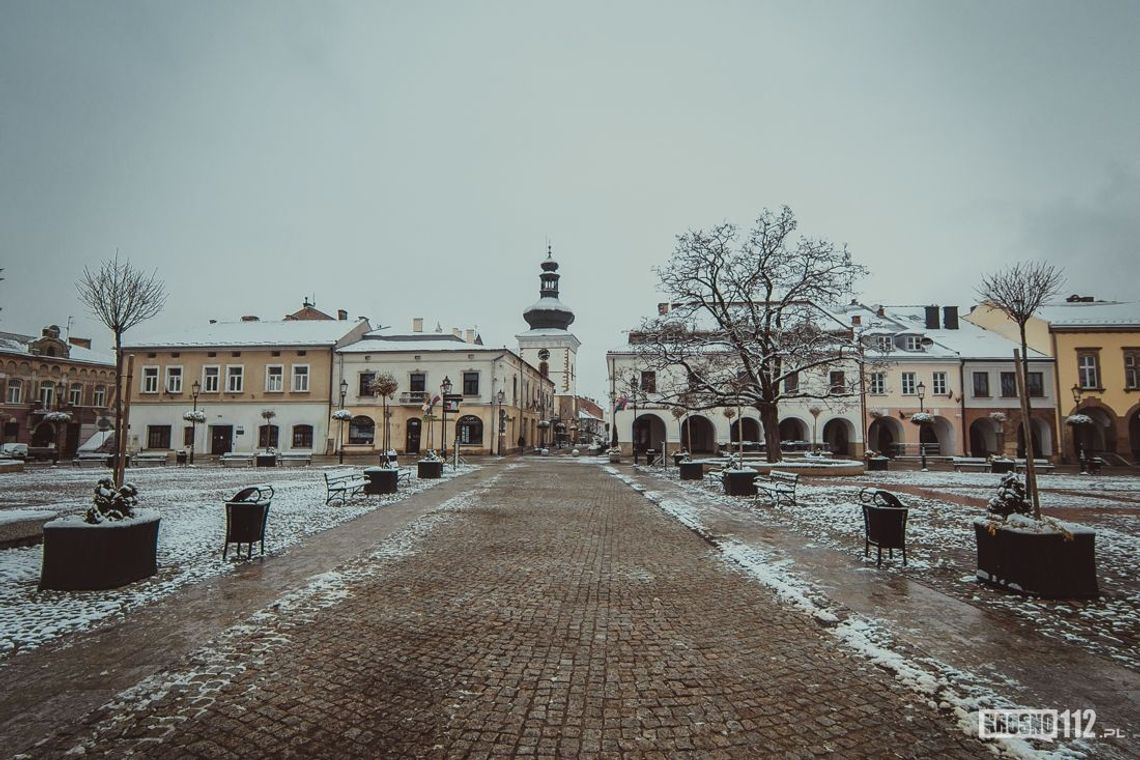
[874,335,892,352]
[904,335,923,352]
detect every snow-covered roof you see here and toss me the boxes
[0,331,114,366]
[126,319,366,349]
[1036,301,1140,328]
[339,332,488,354]
[847,304,1048,360]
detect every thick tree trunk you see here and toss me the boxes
[112,331,125,488]
[759,402,782,463]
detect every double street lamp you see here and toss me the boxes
[496,389,505,456]
[190,380,200,465]
[338,378,348,465]
[440,376,452,459]
[916,380,928,471]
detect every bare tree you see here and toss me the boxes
[76,255,167,486]
[977,261,1064,518]
[369,372,399,462]
[633,206,867,462]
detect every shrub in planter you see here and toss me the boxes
[417,450,443,479]
[974,473,1097,598]
[607,447,622,463]
[722,458,758,497]
[40,479,160,591]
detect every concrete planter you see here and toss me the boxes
[867,457,889,472]
[974,520,1098,598]
[40,510,160,590]
[364,467,399,494]
[678,461,704,481]
[417,460,443,479]
[991,460,1015,474]
[722,469,758,497]
[608,452,622,463]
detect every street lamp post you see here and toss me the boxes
[190,380,200,465]
[440,376,452,459]
[496,389,505,456]
[916,380,927,471]
[338,378,348,465]
[629,376,640,464]
[1071,384,1086,472]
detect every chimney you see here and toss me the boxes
[412,317,424,333]
[337,309,347,321]
[924,306,939,330]
[241,315,259,322]
[68,337,92,349]
[876,305,885,317]
[657,302,670,316]
[942,306,959,330]
[452,328,461,338]
[851,315,861,327]
[465,329,475,343]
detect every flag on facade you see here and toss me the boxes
[614,394,629,412]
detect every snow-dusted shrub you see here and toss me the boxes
[84,478,139,524]
[986,473,1031,519]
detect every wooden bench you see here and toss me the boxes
[279,452,313,467]
[74,452,111,468]
[220,452,255,467]
[133,452,169,467]
[754,470,800,507]
[951,457,990,472]
[1015,458,1056,474]
[324,471,367,505]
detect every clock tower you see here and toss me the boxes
[518,246,580,443]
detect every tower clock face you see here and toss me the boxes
[538,349,550,360]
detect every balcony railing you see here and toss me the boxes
[398,391,428,405]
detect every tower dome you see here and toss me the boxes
[523,246,575,331]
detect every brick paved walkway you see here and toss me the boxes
[18,461,987,758]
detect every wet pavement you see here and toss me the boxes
[2,458,1135,757]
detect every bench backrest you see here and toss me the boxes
[324,471,359,484]
[768,471,799,484]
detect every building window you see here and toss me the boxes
[409,372,426,399]
[1000,372,1017,398]
[93,385,106,407]
[183,426,194,447]
[784,372,799,395]
[69,383,82,406]
[358,371,375,397]
[932,371,947,396]
[6,379,21,404]
[972,372,989,397]
[640,371,656,393]
[1027,371,1044,398]
[1077,353,1100,389]
[39,381,54,407]
[348,415,374,445]
[901,372,916,395]
[164,366,182,394]
[462,371,479,396]
[142,367,159,394]
[904,335,922,351]
[457,415,483,445]
[829,371,847,394]
[266,365,284,392]
[292,365,310,392]
[868,372,885,395]
[258,424,279,449]
[292,424,314,448]
[539,361,549,379]
[1126,351,1140,390]
[147,425,172,449]
[875,335,893,352]
[226,366,244,393]
[203,366,220,393]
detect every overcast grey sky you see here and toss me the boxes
[2,1,1137,402]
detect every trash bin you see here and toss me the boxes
[364,466,399,495]
[176,451,188,466]
[223,484,274,560]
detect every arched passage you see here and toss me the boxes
[919,416,955,456]
[681,415,716,453]
[349,415,375,445]
[1073,405,1117,456]
[822,418,854,456]
[632,413,666,454]
[867,416,903,457]
[1130,409,1140,463]
[778,418,808,445]
[969,418,999,457]
[729,417,760,444]
[31,421,55,447]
